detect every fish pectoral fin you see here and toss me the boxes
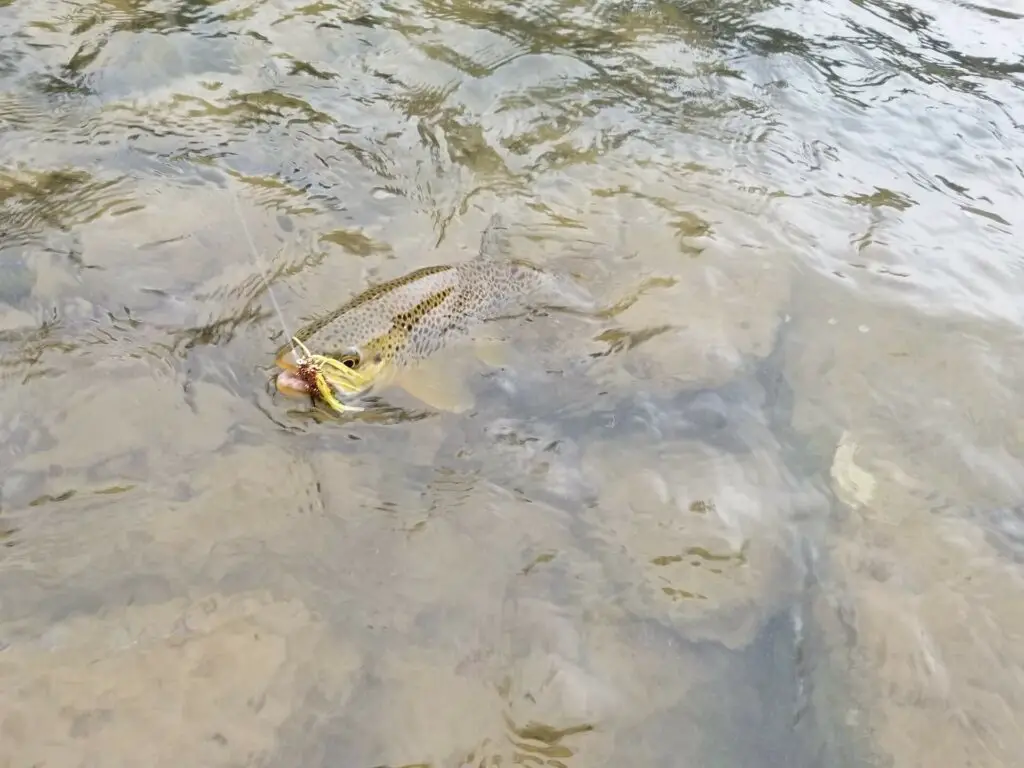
[395,358,476,414]
[472,336,515,369]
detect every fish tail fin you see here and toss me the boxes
[534,269,601,316]
[477,212,599,315]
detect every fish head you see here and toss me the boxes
[274,265,461,404]
[274,333,401,403]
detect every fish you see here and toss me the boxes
[274,215,594,413]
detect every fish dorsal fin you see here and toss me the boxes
[477,212,511,260]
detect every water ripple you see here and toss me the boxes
[2,0,1024,763]
[0,169,139,249]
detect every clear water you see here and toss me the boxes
[1,0,1022,765]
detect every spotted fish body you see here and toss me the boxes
[292,258,548,368]
[274,217,581,402]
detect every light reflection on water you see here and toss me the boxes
[1,0,1023,765]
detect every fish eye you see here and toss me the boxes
[336,350,361,369]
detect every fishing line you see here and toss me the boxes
[228,182,365,414]
[228,182,301,360]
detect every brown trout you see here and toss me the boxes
[274,216,592,411]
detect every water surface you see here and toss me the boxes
[1,0,1023,766]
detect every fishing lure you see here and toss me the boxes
[290,336,367,414]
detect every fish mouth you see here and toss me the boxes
[274,347,310,397]
[275,368,313,396]
[273,346,375,402]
